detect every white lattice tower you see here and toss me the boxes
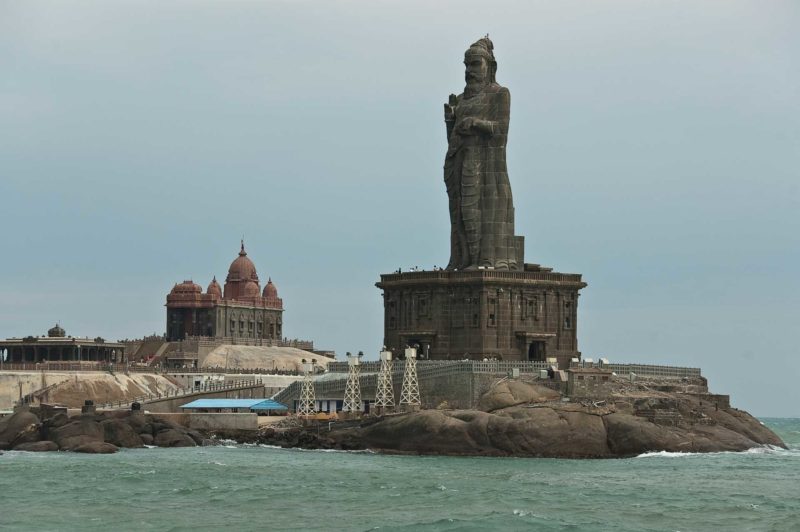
[342,351,364,414]
[297,360,316,416]
[375,349,395,411]
[399,346,420,409]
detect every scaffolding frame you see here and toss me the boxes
[375,349,395,412]
[342,351,364,414]
[297,360,316,416]
[399,346,420,409]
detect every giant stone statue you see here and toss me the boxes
[378,36,585,366]
[444,37,521,271]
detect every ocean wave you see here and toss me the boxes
[211,438,239,446]
[743,445,800,456]
[290,447,376,454]
[253,444,375,454]
[636,450,707,458]
[637,445,799,458]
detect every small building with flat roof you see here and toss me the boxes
[0,324,125,365]
[180,398,288,414]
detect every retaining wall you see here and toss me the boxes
[152,412,258,431]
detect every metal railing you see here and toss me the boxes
[379,270,585,284]
[2,359,702,380]
[326,360,700,379]
[96,378,264,410]
[274,359,702,406]
[0,362,133,372]
[0,362,306,376]
[327,360,549,375]
[600,363,700,379]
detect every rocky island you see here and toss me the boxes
[0,406,203,454]
[230,376,786,458]
[0,372,785,458]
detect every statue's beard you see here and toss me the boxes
[464,79,486,98]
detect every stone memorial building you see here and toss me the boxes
[166,242,284,342]
[377,37,587,367]
[0,323,125,364]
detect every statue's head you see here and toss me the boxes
[464,36,496,94]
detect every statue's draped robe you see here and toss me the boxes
[445,83,517,270]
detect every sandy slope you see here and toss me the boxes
[201,345,330,371]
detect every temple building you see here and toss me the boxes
[0,323,125,364]
[166,242,284,342]
[377,266,586,367]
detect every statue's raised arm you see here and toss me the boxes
[444,93,457,140]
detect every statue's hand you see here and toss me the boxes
[457,117,476,134]
[458,118,493,136]
[444,102,454,122]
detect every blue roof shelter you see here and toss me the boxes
[250,399,288,411]
[181,398,288,413]
[181,399,262,410]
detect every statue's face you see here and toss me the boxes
[464,54,489,87]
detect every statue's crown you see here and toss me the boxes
[466,36,494,60]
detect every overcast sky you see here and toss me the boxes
[1,1,797,416]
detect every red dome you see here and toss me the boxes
[263,278,278,298]
[226,241,259,282]
[171,280,202,294]
[207,277,222,298]
[243,281,260,297]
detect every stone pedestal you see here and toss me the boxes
[376,266,587,368]
[81,400,96,415]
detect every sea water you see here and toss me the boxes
[1,418,798,531]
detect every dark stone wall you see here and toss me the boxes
[377,269,586,368]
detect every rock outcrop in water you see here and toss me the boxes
[0,408,204,453]
[209,380,785,458]
[323,381,785,458]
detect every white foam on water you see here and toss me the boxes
[743,445,800,457]
[637,444,799,458]
[636,451,703,458]
[513,509,545,519]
